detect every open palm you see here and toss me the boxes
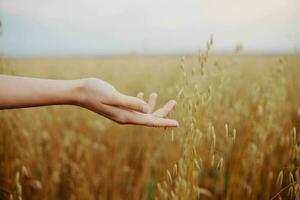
[80,78,179,127]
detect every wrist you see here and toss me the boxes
[68,78,87,106]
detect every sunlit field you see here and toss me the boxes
[1,49,300,199]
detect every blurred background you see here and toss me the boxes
[1,1,300,200]
[0,0,299,57]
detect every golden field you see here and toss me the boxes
[1,51,300,199]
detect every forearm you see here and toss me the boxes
[0,75,83,109]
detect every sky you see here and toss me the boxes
[0,0,299,57]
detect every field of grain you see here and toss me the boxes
[1,50,300,199]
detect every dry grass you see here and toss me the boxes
[1,48,300,199]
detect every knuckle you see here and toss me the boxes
[105,91,117,101]
[138,104,144,111]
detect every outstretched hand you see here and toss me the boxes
[79,78,179,127]
[0,75,178,127]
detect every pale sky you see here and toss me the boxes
[0,0,299,57]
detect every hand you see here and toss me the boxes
[78,78,179,127]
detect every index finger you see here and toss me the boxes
[108,92,150,113]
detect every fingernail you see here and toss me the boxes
[151,93,158,97]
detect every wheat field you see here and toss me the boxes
[1,49,300,199]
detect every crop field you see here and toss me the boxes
[1,50,300,199]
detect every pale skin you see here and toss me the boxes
[0,75,179,127]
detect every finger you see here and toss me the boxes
[86,102,135,124]
[153,100,177,117]
[91,103,178,127]
[109,92,150,113]
[148,93,158,113]
[123,111,178,127]
[137,92,144,100]
[147,117,179,127]
[132,114,179,127]
[83,100,124,122]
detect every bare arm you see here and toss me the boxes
[0,75,81,108]
[0,75,179,127]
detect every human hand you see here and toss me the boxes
[77,78,179,127]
